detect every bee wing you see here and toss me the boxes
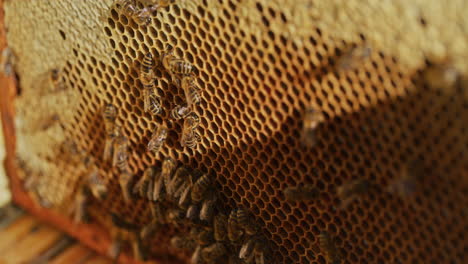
[152,174,165,201]
[191,246,202,264]
[132,176,143,196]
[119,172,134,202]
[150,202,166,223]
[255,250,265,264]
[146,178,154,200]
[178,183,192,209]
[239,239,254,259]
[199,198,215,222]
[140,220,159,240]
[186,204,199,221]
[108,237,123,262]
[103,137,114,161]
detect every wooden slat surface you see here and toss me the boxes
[49,244,94,264]
[0,215,38,251]
[0,205,112,264]
[2,225,62,263]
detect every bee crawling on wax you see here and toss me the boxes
[161,44,195,85]
[336,44,372,71]
[301,107,325,147]
[113,133,130,172]
[283,184,320,202]
[87,169,108,201]
[337,178,371,209]
[319,231,341,264]
[181,112,201,148]
[115,0,153,26]
[147,123,168,156]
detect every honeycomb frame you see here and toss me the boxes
[2,0,468,263]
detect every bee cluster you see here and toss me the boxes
[107,159,270,264]
[70,151,271,263]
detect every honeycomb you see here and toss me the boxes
[4,0,468,263]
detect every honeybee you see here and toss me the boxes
[178,182,192,209]
[133,167,157,199]
[167,208,185,225]
[337,179,371,208]
[387,161,423,198]
[228,209,243,242]
[181,112,201,148]
[49,69,65,91]
[161,44,194,84]
[103,125,120,162]
[140,219,160,240]
[191,173,210,203]
[201,243,227,262]
[336,44,372,71]
[214,213,228,242]
[181,74,201,107]
[186,204,200,221]
[113,134,130,172]
[172,180,189,201]
[423,63,459,93]
[108,236,123,262]
[301,107,325,147]
[167,165,189,196]
[140,52,155,86]
[139,53,159,113]
[171,104,191,120]
[193,227,214,246]
[239,238,255,261]
[283,184,319,202]
[152,170,166,201]
[200,196,217,222]
[115,0,153,25]
[148,91,163,115]
[147,123,168,156]
[253,240,267,264]
[319,231,341,264]
[191,246,203,264]
[161,157,177,188]
[119,170,135,202]
[103,103,117,123]
[102,104,119,161]
[73,185,90,224]
[87,169,108,201]
[171,235,196,250]
[237,208,258,235]
[150,202,166,221]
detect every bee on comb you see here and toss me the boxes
[337,178,371,209]
[87,169,108,201]
[301,107,325,147]
[161,44,195,84]
[387,160,424,198]
[283,184,320,202]
[147,123,168,156]
[115,0,153,25]
[319,231,341,264]
[423,63,459,93]
[336,44,372,71]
